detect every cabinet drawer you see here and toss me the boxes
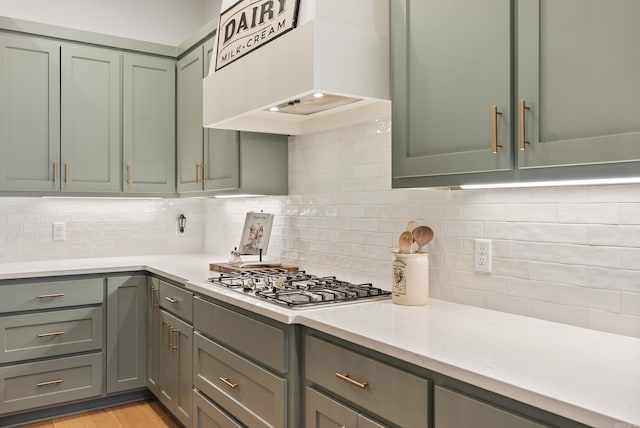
[159,281,193,322]
[0,306,103,363]
[0,352,102,415]
[194,297,287,373]
[435,386,549,428]
[305,335,429,428]
[0,277,103,312]
[194,332,287,428]
[194,389,243,428]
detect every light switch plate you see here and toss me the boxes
[53,222,65,241]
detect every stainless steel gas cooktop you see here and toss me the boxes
[208,270,391,309]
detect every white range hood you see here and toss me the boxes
[203,0,390,135]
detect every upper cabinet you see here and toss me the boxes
[516,0,640,173]
[0,35,60,192]
[123,54,176,194]
[177,38,288,196]
[392,0,640,188]
[61,44,121,193]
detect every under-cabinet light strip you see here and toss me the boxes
[460,177,640,190]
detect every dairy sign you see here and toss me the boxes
[215,0,300,71]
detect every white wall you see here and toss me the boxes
[204,118,640,339]
[0,0,221,45]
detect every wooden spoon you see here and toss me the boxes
[406,220,419,233]
[398,231,413,254]
[412,226,434,253]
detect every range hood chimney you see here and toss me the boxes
[203,0,390,135]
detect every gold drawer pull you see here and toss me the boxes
[219,377,238,389]
[164,296,180,304]
[65,162,69,185]
[37,379,64,387]
[37,331,65,338]
[335,373,368,389]
[53,162,58,185]
[37,293,65,298]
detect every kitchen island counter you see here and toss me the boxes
[0,255,637,428]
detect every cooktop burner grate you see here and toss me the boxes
[208,270,391,308]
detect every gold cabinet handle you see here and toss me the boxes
[150,286,159,308]
[126,165,132,188]
[37,379,64,387]
[491,105,503,153]
[219,377,238,389]
[64,162,69,185]
[195,163,201,184]
[37,293,65,298]
[172,327,178,351]
[164,296,180,304]
[335,373,368,389]
[519,99,531,151]
[53,162,58,185]
[37,331,65,338]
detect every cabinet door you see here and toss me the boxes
[61,44,121,193]
[392,0,512,187]
[0,35,60,192]
[202,38,240,192]
[517,0,640,173]
[123,54,176,194]
[305,387,358,428]
[147,278,160,396]
[177,46,205,193]
[434,386,548,428]
[106,275,147,394]
[159,309,193,427]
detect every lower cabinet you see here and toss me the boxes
[192,296,293,428]
[306,387,385,428]
[434,386,549,428]
[147,278,194,428]
[106,275,147,394]
[0,353,103,415]
[159,309,193,427]
[193,389,243,428]
[305,334,430,428]
[0,276,105,417]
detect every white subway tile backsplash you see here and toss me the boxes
[2,119,640,339]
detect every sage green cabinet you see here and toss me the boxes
[0,34,60,192]
[159,309,193,428]
[147,278,160,396]
[435,386,548,428]
[391,0,512,185]
[306,387,385,428]
[123,54,176,194]
[516,0,640,173]
[106,275,147,394]
[151,280,194,427]
[177,38,288,196]
[305,334,430,428]
[392,0,640,188]
[177,42,207,193]
[61,44,121,193]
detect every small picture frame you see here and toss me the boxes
[238,212,274,255]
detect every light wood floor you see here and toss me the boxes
[19,400,180,428]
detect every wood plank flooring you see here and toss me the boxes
[19,400,180,428]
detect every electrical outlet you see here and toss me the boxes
[474,238,491,273]
[53,222,65,241]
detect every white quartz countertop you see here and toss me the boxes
[0,255,638,428]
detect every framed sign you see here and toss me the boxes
[238,212,274,255]
[215,0,300,71]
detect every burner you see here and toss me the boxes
[208,270,391,308]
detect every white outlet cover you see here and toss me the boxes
[53,222,65,241]
[474,238,492,273]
